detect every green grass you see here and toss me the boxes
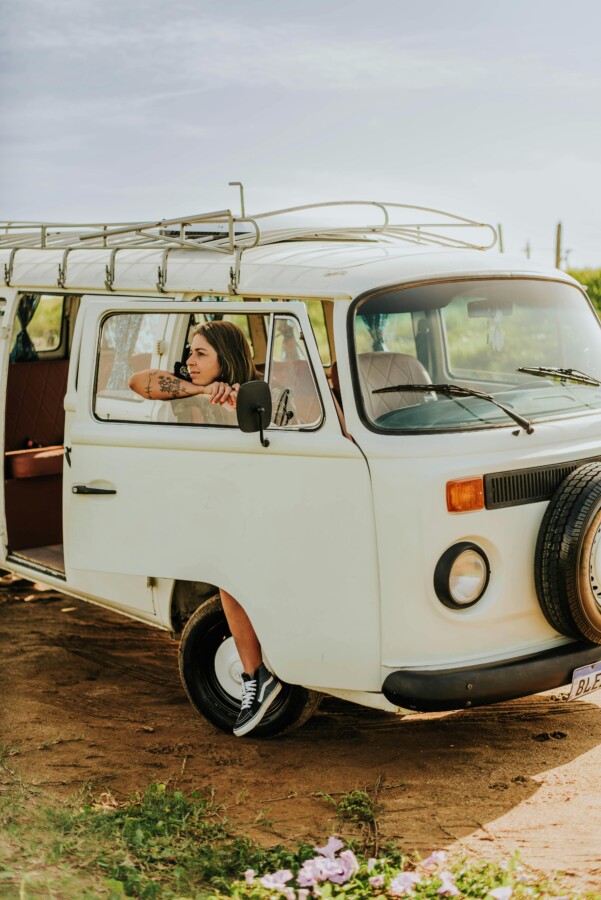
[0,783,312,898]
[0,783,599,899]
[330,789,378,828]
[319,788,380,856]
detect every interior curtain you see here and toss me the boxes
[9,295,41,363]
[106,314,143,389]
[361,313,386,352]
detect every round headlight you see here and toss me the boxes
[434,542,490,609]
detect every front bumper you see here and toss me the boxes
[382,641,601,712]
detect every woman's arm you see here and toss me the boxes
[128,370,240,406]
[128,369,206,400]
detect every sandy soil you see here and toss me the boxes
[1,576,601,892]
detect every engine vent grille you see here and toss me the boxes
[484,457,601,509]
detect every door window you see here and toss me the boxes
[94,309,324,429]
[268,316,323,428]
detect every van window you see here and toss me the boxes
[305,300,331,366]
[10,294,65,361]
[444,292,561,378]
[353,279,601,432]
[268,316,323,428]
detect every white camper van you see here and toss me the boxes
[2,200,601,737]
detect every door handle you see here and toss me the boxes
[71,484,117,495]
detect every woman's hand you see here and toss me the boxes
[204,381,241,407]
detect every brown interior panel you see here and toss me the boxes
[4,359,69,552]
[5,360,69,451]
[5,475,63,551]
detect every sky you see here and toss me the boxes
[1,0,600,267]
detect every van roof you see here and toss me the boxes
[0,202,575,299]
[0,240,575,300]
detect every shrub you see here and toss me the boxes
[567,268,601,314]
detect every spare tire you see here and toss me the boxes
[535,461,601,644]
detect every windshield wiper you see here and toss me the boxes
[517,366,601,387]
[373,383,534,434]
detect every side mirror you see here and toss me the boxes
[236,381,272,448]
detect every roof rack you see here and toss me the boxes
[0,201,497,255]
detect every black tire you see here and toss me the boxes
[535,461,601,643]
[178,595,321,736]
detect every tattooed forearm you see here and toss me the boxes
[157,374,194,399]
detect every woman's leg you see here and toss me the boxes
[220,588,262,675]
[220,588,282,736]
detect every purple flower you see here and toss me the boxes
[314,836,344,860]
[338,849,359,881]
[297,857,325,887]
[297,849,358,887]
[259,869,294,892]
[423,850,448,868]
[244,869,255,886]
[390,871,421,896]
[437,871,461,896]
[489,888,513,900]
[317,857,347,886]
[369,874,385,889]
[367,857,378,872]
[297,891,310,900]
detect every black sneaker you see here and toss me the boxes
[233,663,282,736]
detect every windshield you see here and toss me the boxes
[352,278,601,432]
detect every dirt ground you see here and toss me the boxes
[1,576,601,893]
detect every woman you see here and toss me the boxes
[129,320,282,736]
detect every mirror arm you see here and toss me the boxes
[256,406,270,447]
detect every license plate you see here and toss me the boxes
[568,660,601,701]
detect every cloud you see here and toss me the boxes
[1,0,601,265]
[3,0,599,99]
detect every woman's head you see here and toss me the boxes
[187,320,258,386]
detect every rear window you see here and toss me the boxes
[10,294,65,361]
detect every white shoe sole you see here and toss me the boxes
[233,681,283,737]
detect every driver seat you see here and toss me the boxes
[357,352,431,421]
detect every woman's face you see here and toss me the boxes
[186,333,222,385]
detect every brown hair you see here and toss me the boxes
[193,320,259,385]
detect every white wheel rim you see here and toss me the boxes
[589,521,601,611]
[214,637,244,700]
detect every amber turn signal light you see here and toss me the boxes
[446,476,485,513]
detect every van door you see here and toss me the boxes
[63,297,381,691]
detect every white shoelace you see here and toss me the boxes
[240,678,257,711]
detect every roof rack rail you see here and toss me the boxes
[0,201,497,256]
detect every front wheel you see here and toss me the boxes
[178,595,321,736]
